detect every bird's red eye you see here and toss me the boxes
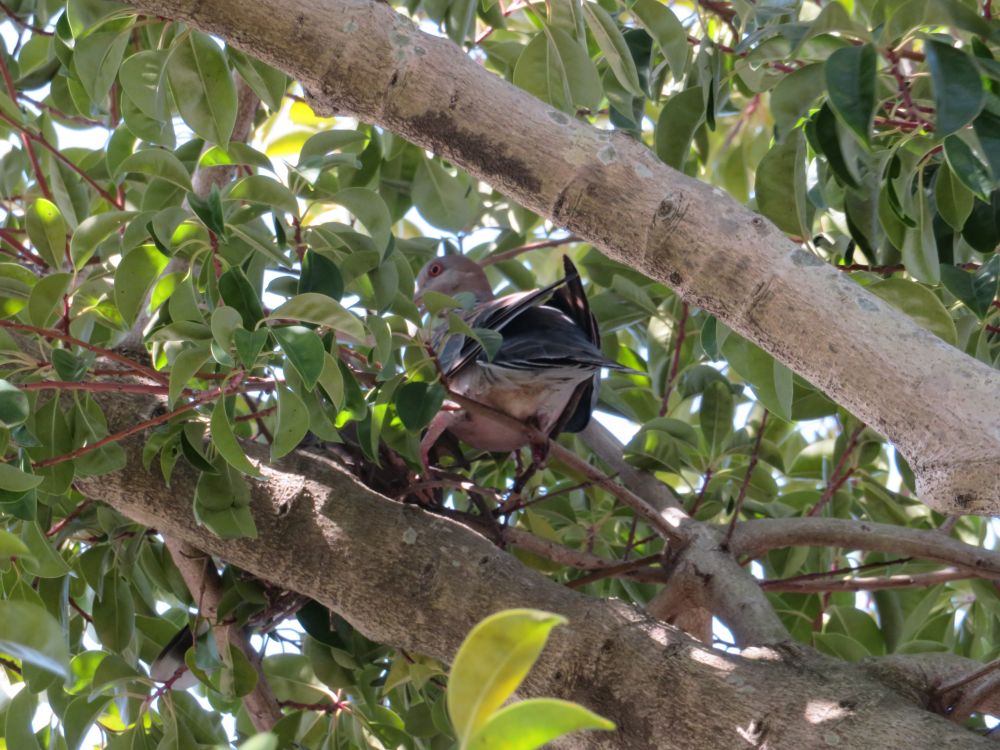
[428,262,444,277]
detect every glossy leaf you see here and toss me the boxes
[448,609,566,745]
[465,698,614,750]
[166,31,237,145]
[825,44,876,144]
[924,39,985,136]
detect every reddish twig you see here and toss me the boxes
[725,410,768,544]
[0,54,51,200]
[68,596,93,624]
[688,468,713,516]
[0,319,168,384]
[565,554,664,588]
[32,379,244,469]
[0,1,52,35]
[481,235,581,266]
[659,301,689,416]
[807,423,866,516]
[0,226,48,265]
[0,655,22,675]
[45,497,94,537]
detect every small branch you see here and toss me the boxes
[807,423,865,516]
[0,655,22,674]
[68,596,94,624]
[0,320,168,384]
[725,410,768,543]
[658,301,688,417]
[481,235,580,266]
[19,380,172,395]
[32,379,237,469]
[0,1,52,35]
[0,53,52,201]
[164,539,281,731]
[278,699,348,713]
[730,517,1000,578]
[760,567,973,593]
[46,497,95,537]
[446,389,687,545]
[0,227,48,265]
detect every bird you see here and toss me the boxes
[415,254,627,468]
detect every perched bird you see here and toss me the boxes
[415,255,626,466]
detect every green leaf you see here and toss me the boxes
[654,86,704,170]
[900,174,940,285]
[229,175,299,217]
[93,572,135,653]
[943,134,992,201]
[168,343,211,408]
[973,108,1000,183]
[210,398,261,477]
[116,149,193,192]
[228,48,287,111]
[166,31,237,146]
[329,188,393,257]
[770,64,825,141]
[219,266,265,326]
[272,326,325,389]
[868,278,957,345]
[0,461,44,492]
[630,0,688,80]
[63,693,114,750]
[26,198,66,268]
[0,527,30,559]
[0,599,71,678]
[188,186,228,236]
[74,28,130,103]
[924,39,985,137]
[233,328,269,369]
[70,211,136,268]
[396,381,447,431]
[465,698,614,750]
[267,293,365,342]
[754,128,808,236]
[412,155,481,232]
[448,609,566,745]
[299,250,344,300]
[196,462,249,510]
[0,379,29,428]
[28,271,71,327]
[317,353,345,408]
[513,27,602,114]
[115,244,170,326]
[825,44,876,144]
[119,49,169,119]
[271,384,309,459]
[934,161,974,231]
[699,380,733,456]
[583,2,642,96]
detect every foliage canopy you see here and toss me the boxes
[0,0,997,746]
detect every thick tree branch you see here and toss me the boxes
[70,390,995,748]
[119,0,1000,514]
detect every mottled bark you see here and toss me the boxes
[118,0,1000,514]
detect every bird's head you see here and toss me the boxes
[415,255,494,305]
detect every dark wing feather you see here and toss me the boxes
[548,257,602,434]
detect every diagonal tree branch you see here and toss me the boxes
[68,389,996,747]
[116,0,1000,515]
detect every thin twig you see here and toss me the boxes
[481,235,581,266]
[725,410,768,544]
